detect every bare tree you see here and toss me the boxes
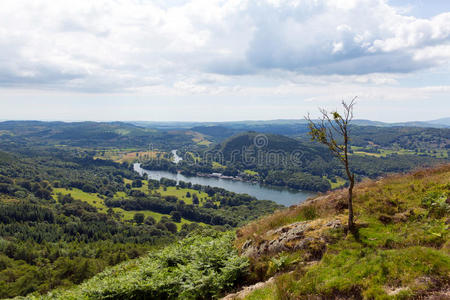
[305,97,357,231]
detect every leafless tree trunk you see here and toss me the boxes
[306,97,357,231]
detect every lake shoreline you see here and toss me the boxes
[134,163,317,206]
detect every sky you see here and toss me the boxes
[0,0,449,122]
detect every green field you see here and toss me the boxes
[244,169,259,176]
[185,151,225,169]
[122,179,217,206]
[351,146,448,158]
[155,186,211,204]
[53,187,106,211]
[53,187,200,228]
[327,176,347,189]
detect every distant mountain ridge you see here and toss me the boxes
[130,117,450,131]
[0,120,193,149]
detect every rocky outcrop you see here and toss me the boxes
[241,218,343,259]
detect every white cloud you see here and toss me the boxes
[0,0,448,93]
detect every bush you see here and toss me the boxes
[421,191,449,218]
[144,216,156,225]
[133,213,144,224]
[170,211,181,223]
[41,232,249,299]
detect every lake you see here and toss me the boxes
[134,163,316,206]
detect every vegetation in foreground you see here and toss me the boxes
[235,164,449,299]
[25,230,248,300]
[0,145,279,298]
[24,164,449,300]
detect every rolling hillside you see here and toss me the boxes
[32,164,450,299]
[214,131,327,162]
[0,121,194,149]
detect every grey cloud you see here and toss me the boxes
[0,0,449,92]
[237,2,450,75]
[0,65,83,87]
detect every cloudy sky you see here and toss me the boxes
[0,0,449,122]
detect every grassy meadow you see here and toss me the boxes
[236,164,450,299]
[53,186,203,229]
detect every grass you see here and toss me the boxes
[186,130,213,146]
[197,140,212,146]
[184,152,225,169]
[235,203,320,249]
[155,186,212,205]
[53,188,105,211]
[94,149,161,163]
[351,146,449,159]
[328,176,347,189]
[244,170,259,176]
[114,209,196,229]
[261,246,449,299]
[237,164,450,299]
[123,179,218,206]
[53,187,197,229]
[245,285,277,300]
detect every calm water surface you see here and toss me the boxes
[134,163,316,206]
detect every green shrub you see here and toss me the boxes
[300,206,317,220]
[38,231,248,299]
[421,191,449,218]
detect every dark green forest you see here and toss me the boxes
[0,138,279,298]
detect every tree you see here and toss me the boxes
[144,216,156,225]
[170,211,182,223]
[165,222,177,234]
[306,97,357,231]
[165,195,178,203]
[133,213,144,224]
[192,193,199,205]
[132,179,142,188]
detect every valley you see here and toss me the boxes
[134,163,316,207]
[0,120,448,299]
[2,2,450,299]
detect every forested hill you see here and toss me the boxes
[0,144,280,298]
[186,121,450,145]
[29,164,450,299]
[1,120,448,153]
[214,131,326,162]
[175,131,447,192]
[0,121,193,149]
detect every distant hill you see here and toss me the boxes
[215,131,326,162]
[189,121,450,151]
[185,119,450,142]
[0,121,193,149]
[427,117,450,127]
[348,126,450,150]
[131,118,450,132]
[191,126,239,141]
[195,131,447,192]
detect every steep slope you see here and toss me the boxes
[31,165,449,300]
[233,164,450,299]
